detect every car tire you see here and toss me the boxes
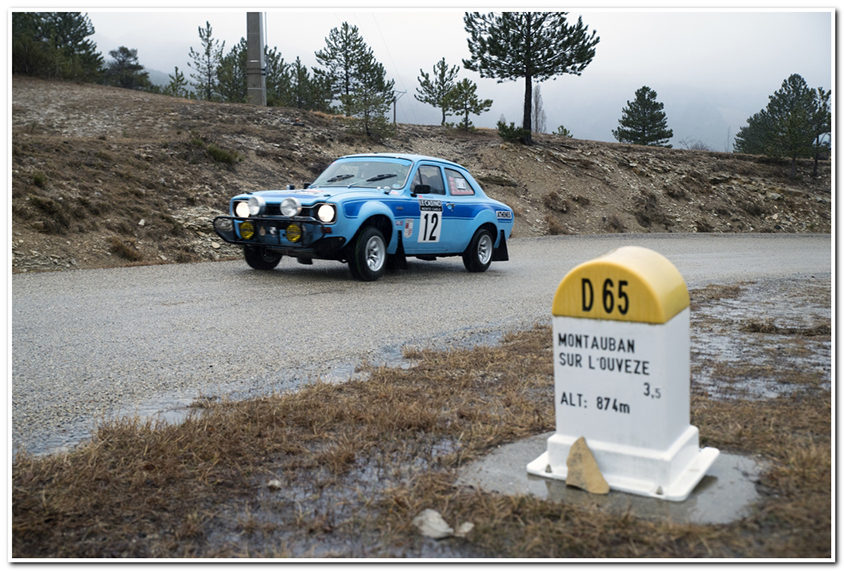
[463,227,494,273]
[244,246,282,270]
[350,226,387,281]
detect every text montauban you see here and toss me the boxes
[557,332,650,375]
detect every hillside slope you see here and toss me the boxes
[11,76,832,273]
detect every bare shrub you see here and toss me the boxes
[543,191,568,213]
[545,215,566,235]
[605,214,626,232]
[695,218,714,233]
[108,237,143,261]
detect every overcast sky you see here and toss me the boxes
[83,7,833,149]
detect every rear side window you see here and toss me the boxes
[446,169,475,196]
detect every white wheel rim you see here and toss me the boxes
[477,234,493,265]
[365,235,386,271]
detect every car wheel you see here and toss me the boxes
[244,246,282,270]
[463,228,493,273]
[350,226,387,281]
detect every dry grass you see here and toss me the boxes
[13,321,830,559]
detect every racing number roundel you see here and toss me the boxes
[418,198,442,243]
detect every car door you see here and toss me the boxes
[404,163,447,254]
[439,166,481,253]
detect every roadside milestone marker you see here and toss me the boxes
[527,246,719,501]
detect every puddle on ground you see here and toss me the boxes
[689,274,831,400]
[201,436,475,558]
[456,432,767,525]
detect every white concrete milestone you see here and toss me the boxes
[527,246,719,501]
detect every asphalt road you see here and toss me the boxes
[12,233,832,456]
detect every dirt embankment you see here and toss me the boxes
[11,76,832,273]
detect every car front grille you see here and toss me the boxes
[264,204,316,217]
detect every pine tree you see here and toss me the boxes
[734,74,830,179]
[163,66,190,98]
[12,13,48,76]
[463,12,599,144]
[732,109,772,155]
[443,78,493,131]
[342,50,395,139]
[307,70,334,113]
[265,46,290,107]
[554,125,573,138]
[188,21,224,101]
[264,48,331,112]
[612,86,674,147]
[13,12,103,81]
[103,46,150,90]
[289,57,317,109]
[47,12,103,81]
[315,22,369,116]
[811,87,831,177]
[415,58,461,125]
[217,38,247,103]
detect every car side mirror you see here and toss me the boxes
[412,184,431,197]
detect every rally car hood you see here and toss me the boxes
[239,186,397,204]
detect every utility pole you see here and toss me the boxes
[392,90,406,124]
[246,12,266,106]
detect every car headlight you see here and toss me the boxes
[280,197,302,217]
[316,203,336,223]
[235,201,250,218]
[248,195,266,216]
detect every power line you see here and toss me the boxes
[368,13,419,125]
[325,12,420,125]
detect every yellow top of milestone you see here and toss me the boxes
[552,246,690,324]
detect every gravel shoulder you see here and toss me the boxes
[11,233,831,456]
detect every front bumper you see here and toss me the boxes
[213,216,347,258]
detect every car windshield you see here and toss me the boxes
[311,159,412,189]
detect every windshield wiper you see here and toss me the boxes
[350,173,397,187]
[324,174,354,184]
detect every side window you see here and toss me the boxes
[446,169,475,196]
[413,165,446,195]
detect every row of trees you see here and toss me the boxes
[180,21,400,138]
[415,58,492,131]
[12,11,599,142]
[184,12,601,140]
[182,21,333,112]
[610,75,831,179]
[12,11,831,168]
[12,12,156,92]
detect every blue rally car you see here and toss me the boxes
[213,154,514,281]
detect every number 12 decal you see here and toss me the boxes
[418,199,443,243]
[419,211,440,242]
